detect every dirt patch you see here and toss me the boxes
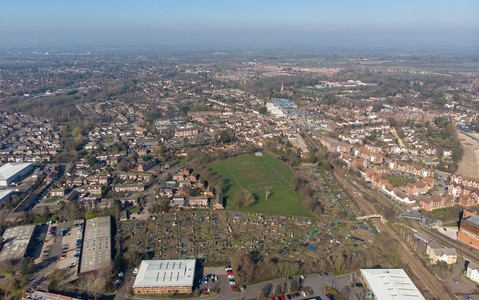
[458,132,479,179]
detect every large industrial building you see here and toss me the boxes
[22,290,82,300]
[0,224,36,262]
[78,216,112,276]
[0,162,34,186]
[133,259,196,295]
[0,189,13,204]
[360,268,425,300]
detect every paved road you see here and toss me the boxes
[115,272,355,300]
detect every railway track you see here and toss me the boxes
[410,222,479,263]
[293,120,456,299]
[333,167,455,300]
[339,159,479,262]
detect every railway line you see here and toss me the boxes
[294,108,457,299]
[333,167,455,300]
[339,170,407,214]
[410,222,479,263]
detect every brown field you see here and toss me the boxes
[458,132,479,179]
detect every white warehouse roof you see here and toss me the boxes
[0,163,32,181]
[133,259,196,288]
[361,269,425,300]
[0,189,13,203]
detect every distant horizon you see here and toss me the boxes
[1,0,478,50]
[1,42,479,55]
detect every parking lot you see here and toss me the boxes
[36,222,67,264]
[193,270,351,300]
[55,224,83,271]
[32,220,85,277]
[29,224,48,262]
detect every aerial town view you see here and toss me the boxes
[0,1,478,300]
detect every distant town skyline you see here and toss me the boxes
[1,0,478,48]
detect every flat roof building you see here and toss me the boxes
[22,290,81,300]
[79,216,112,275]
[0,224,36,262]
[360,268,425,300]
[133,259,196,295]
[0,189,13,204]
[0,163,34,186]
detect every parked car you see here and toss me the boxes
[115,278,123,288]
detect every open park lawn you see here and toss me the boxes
[209,154,313,216]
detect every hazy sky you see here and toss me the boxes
[1,0,478,49]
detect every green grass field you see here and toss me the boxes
[209,154,313,216]
[383,175,415,187]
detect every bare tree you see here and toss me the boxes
[265,187,272,200]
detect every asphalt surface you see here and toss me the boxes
[115,271,356,300]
